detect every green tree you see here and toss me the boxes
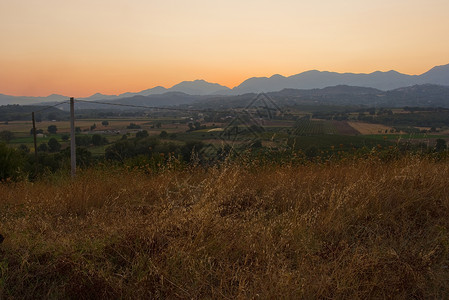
[48,138,61,153]
[0,130,14,142]
[159,131,168,138]
[435,139,447,152]
[30,128,44,135]
[37,143,48,152]
[127,123,141,129]
[0,144,25,181]
[92,134,108,146]
[47,125,57,134]
[18,144,30,153]
[251,139,262,148]
[102,120,109,126]
[136,130,149,139]
[75,135,92,147]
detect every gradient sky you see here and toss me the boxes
[1,0,449,97]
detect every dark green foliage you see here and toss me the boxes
[435,139,447,152]
[0,143,25,181]
[0,105,68,122]
[105,137,160,161]
[127,123,141,129]
[251,139,263,148]
[92,134,108,146]
[75,135,91,147]
[47,125,57,134]
[372,111,449,127]
[59,147,93,167]
[159,131,168,138]
[30,128,44,135]
[48,138,61,153]
[101,120,109,126]
[305,146,318,158]
[181,141,204,162]
[18,144,30,153]
[135,130,149,139]
[0,130,14,142]
[37,143,48,152]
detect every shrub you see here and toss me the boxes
[47,125,57,134]
[92,134,108,146]
[136,130,149,139]
[48,138,61,153]
[0,143,25,181]
[127,123,141,129]
[159,131,168,138]
[0,130,14,142]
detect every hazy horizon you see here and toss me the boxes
[2,0,449,97]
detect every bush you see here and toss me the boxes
[159,131,168,138]
[136,130,149,139]
[0,143,25,181]
[0,130,14,142]
[435,138,447,152]
[37,143,48,152]
[48,138,61,153]
[92,134,108,146]
[127,123,141,129]
[75,135,92,147]
[47,125,57,134]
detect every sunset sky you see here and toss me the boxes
[1,0,449,97]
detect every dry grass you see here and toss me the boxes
[348,122,396,135]
[1,157,449,298]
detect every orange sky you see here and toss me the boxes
[1,0,449,97]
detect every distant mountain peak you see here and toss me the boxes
[232,63,449,94]
[169,79,231,95]
[1,63,449,105]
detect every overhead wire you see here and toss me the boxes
[34,100,70,113]
[74,99,238,114]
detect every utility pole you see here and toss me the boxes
[32,112,38,174]
[70,97,76,178]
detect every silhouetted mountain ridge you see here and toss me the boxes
[1,63,448,105]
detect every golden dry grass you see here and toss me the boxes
[347,121,396,135]
[1,157,449,298]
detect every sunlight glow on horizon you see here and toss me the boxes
[1,0,449,97]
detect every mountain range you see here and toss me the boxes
[1,63,449,105]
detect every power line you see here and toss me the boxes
[34,100,70,113]
[74,99,237,114]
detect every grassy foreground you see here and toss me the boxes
[1,157,449,298]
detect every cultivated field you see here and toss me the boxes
[347,121,396,135]
[1,157,448,298]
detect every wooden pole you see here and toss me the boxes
[70,97,76,178]
[32,112,38,174]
